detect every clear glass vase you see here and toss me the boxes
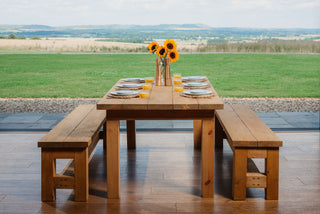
[155,57,171,86]
[160,58,166,85]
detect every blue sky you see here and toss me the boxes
[1,0,319,28]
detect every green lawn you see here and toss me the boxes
[0,53,319,97]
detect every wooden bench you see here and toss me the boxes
[38,104,106,202]
[215,104,283,200]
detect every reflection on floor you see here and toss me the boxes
[0,132,319,213]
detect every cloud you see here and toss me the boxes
[0,0,319,27]
[232,0,272,10]
[231,0,320,11]
[296,0,320,8]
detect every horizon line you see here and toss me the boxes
[0,23,320,30]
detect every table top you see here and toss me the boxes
[97,78,224,111]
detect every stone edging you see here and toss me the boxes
[0,97,319,113]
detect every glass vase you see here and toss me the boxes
[155,58,171,86]
[160,58,166,85]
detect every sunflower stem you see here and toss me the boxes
[160,57,166,85]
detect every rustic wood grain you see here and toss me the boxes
[172,89,198,110]
[38,105,94,147]
[232,104,282,147]
[265,148,280,200]
[106,120,120,199]
[53,175,74,189]
[233,149,247,200]
[216,104,257,147]
[97,77,224,200]
[164,58,172,86]
[193,120,202,149]
[38,104,106,202]
[41,150,56,202]
[155,58,161,86]
[201,118,215,198]
[74,148,88,201]
[64,106,106,146]
[197,83,224,110]
[246,172,267,188]
[215,104,283,200]
[148,86,173,110]
[97,77,224,111]
[0,132,319,213]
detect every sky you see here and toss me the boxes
[0,0,319,28]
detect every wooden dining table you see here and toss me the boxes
[97,77,224,199]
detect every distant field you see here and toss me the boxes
[0,38,149,53]
[1,38,319,53]
[0,53,319,98]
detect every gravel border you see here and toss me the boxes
[0,97,319,113]
[222,97,319,112]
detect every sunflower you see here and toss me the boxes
[164,39,177,51]
[168,49,179,63]
[156,46,167,57]
[148,41,159,53]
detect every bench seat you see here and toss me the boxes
[215,104,282,200]
[38,104,106,202]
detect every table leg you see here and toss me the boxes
[106,119,120,199]
[193,120,202,149]
[127,120,136,150]
[201,117,215,198]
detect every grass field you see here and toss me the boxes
[0,53,319,98]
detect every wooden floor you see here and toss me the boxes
[0,131,319,213]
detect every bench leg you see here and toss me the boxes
[107,119,120,199]
[214,116,224,149]
[127,120,136,150]
[233,149,247,200]
[194,120,202,149]
[201,118,214,198]
[41,148,90,202]
[41,149,56,202]
[265,148,279,200]
[74,148,89,202]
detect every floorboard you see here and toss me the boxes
[0,132,319,213]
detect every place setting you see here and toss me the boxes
[172,74,213,98]
[107,90,140,98]
[181,76,207,82]
[121,77,145,83]
[180,89,215,98]
[182,81,210,89]
[108,77,154,98]
[115,83,143,90]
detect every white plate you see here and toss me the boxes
[183,82,208,87]
[117,83,143,88]
[183,89,213,96]
[110,90,139,96]
[122,78,145,82]
[182,76,207,81]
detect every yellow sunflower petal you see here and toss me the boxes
[156,46,168,58]
[168,49,179,63]
[148,41,159,53]
[164,39,177,51]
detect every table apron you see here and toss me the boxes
[106,110,215,120]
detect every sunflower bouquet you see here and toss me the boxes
[148,39,179,63]
[148,39,179,86]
